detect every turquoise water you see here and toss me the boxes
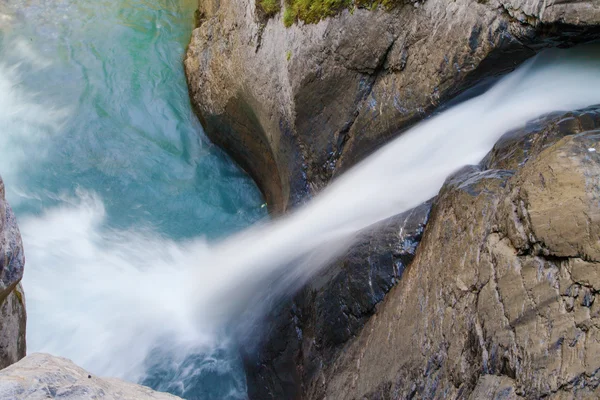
[1,0,265,239]
[0,0,266,398]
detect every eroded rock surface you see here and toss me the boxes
[0,176,26,369]
[243,200,431,399]
[0,353,182,400]
[310,107,600,399]
[185,0,600,213]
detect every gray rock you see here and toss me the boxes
[309,108,600,399]
[469,375,522,400]
[0,176,24,304]
[0,353,182,400]
[185,0,600,214]
[242,201,431,399]
[0,175,26,369]
[0,283,26,371]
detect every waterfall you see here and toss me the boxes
[2,9,599,394]
[184,45,600,327]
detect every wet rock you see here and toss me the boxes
[185,0,600,213]
[0,175,25,369]
[0,353,181,399]
[242,201,431,399]
[307,108,600,399]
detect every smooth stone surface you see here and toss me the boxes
[0,353,182,400]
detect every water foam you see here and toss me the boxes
[21,193,208,380]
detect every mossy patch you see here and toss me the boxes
[13,287,23,307]
[258,0,282,16]
[257,0,402,28]
[283,7,295,26]
[281,0,402,27]
[284,0,352,25]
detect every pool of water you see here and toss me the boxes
[0,0,266,398]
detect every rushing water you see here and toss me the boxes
[2,1,600,399]
[0,0,265,398]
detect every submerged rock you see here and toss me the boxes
[0,175,26,369]
[0,353,182,400]
[185,0,600,213]
[307,108,600,398]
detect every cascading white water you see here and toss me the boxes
[183,45,600,323]
[10,43,600,393]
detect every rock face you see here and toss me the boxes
[185,0,600,213]
[243,201,431,399]
[307,107,600,399]
[185,0,600,397]
[0,353,182,399]
[0,284,26,371]
[0,176,26,370]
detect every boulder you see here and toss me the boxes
[185,0,600,213]
[308,107,600,398]
[0,353,182,400]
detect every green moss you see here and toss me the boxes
[286,50,292,61]
[283,7,295,27]
[283,0,352,26]
[13,287,23,307]
[281,0,400,27]
[258,0,281,16]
